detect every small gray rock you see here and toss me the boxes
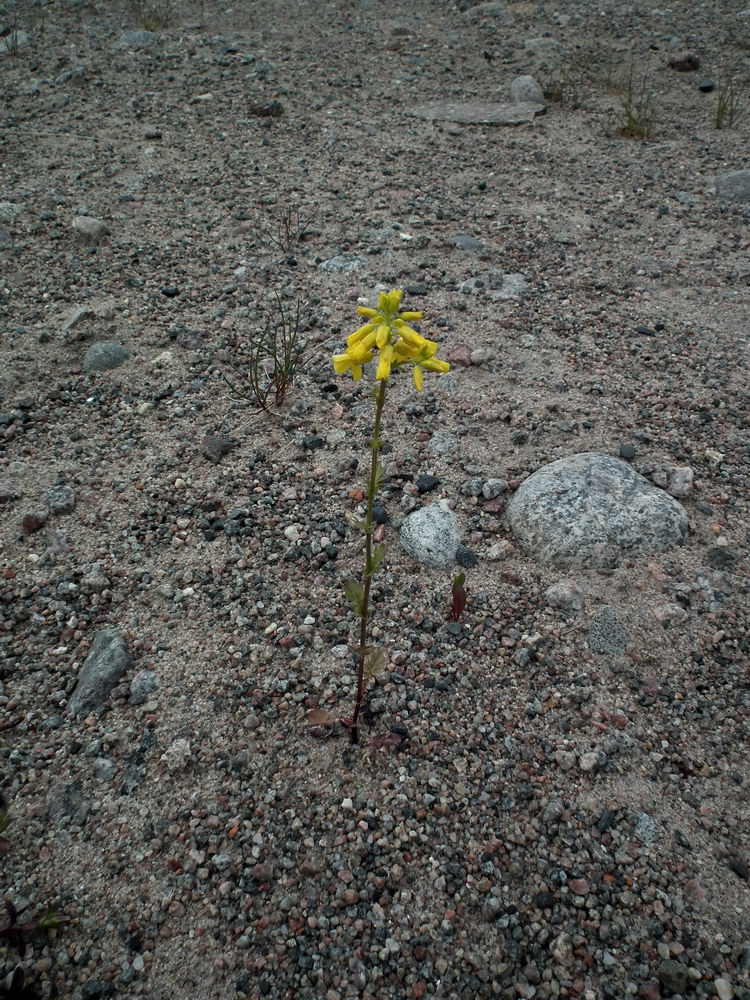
[84,342,131,372]
[67,629,132,715]
[0,202,23,222]
[45,485,76,516]
[715,170,750,201]
[92,757,117,782]
[129,669,160,705]
[72,216,110,245]
[510,74,545,106]
[482,478,508,499]
[589,605,628,656]
[542,797,565,825]
[62,305,96,334]
[545,580,584,615]
[427,430,457,456]
[317,254,365,273]
[461,477,484,497]
[634,811,660,845]
[400,500,460,568]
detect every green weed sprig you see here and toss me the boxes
[609,59,656,139]
[222,293,305,413]
[715,74,745,129]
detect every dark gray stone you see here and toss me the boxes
[129,669,160,705]
[45,485,76,515]
[589,606,628,656]
[658,958,688,995]
[507,452,689,569]
[400,500,460,568]
[67,629,132,715]
[84,342,131,372]
[201,435,237,464]
[416,474,441,494]
[46,780,90,825]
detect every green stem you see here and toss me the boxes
[351,377,388,744]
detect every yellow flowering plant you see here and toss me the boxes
[315,289,449,745]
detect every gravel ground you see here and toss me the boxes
[1,1,749,998]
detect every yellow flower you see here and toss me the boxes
[375,342,394,381]
[333,351,366,381]
[333,288,450,387]
[346,322,374,347]
[422,357,450,373]
[375,323,391,349]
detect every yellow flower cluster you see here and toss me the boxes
[332,289,450,390]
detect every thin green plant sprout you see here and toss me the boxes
[222,293,305,414]
[262,204,317,254]
[311,289,450,745]
[129,0,174,30]
[610,58,656,139]
[715,74,745,129]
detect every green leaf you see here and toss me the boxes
[350,516,371,534]
[452,572,466,590]
[372,462,384,493]
[365,544,387,578]
[37,910,62,931]
[343,580,365,616]
[364,646,386,678]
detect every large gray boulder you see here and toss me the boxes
[400,500,460,568]
[67,629,132,715]
[714,170,750,201]
[507,452,689,569]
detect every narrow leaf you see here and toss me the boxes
[449,573,467,621]
[372,462,384,492]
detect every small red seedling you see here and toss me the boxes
[447,572,467,622]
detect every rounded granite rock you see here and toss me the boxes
[400,499,460,568]
[507,452,689,569]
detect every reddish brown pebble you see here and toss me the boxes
[20,513,46,534]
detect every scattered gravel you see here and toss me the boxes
[1,1,749,999]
